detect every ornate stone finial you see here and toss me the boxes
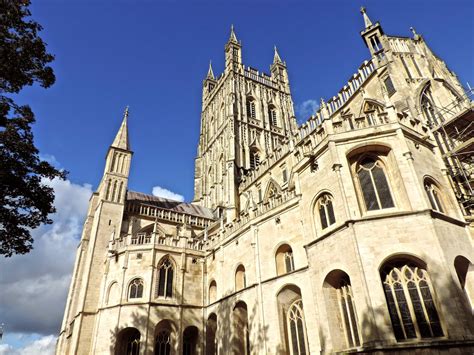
[360,6,373,28]
[273,45,283,64]
[410,26,420,40]
[229,24,238,42]
[207,60,215,79]
[123,105,129,120]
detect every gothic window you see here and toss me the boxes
[454,256,474,311]
[363,101,384,126]
[128,278,144,299]
[246,98,256,119]
[286,300,309,355]
[116,328,140,355]
[316,194,336,229]
[157,258,174,298]
[155,330,171,355]
[250,151,260,170]
[209,280,217,304]
[356,156,394,211]
[233,302,250,355]
[106,281,120,305]
[235,264,246,291]
[206,314,217,355]
[276,244,295,275]
[183,326,198,355]
[381,261,444,341]
[323,271,360,350]
[268,106,278,126]
[424,180,444,213]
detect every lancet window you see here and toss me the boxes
[157,258,174,298]
[317,194,336,229]
[128,278,144,299]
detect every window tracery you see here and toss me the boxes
[356,156,394,211]
[157,258,174,298]
[382,264,444,340]
[128,278,144,299]
[424,180,444,213]
[317,194,336,229]
[286,300,309,355]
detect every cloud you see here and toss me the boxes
[39,153,61,169]
[0,178,93,339]
[296,99,319,121]
[0,334,56,355]
[152,185,185,202]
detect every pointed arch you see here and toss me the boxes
[156,255,176,298]
[263,178,282,203]
[357,98,386,117]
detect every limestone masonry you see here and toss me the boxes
[57,8,474,355]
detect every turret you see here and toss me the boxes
[271,46,289,90]
[360,7,385,57]
[225,25,242,72]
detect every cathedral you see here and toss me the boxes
[56,8,474,355]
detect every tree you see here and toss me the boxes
[0,0,66,257]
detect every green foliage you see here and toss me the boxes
[0,0,67,257]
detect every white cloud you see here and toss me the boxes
[152,185,185,202]
[0,178,93,340]
[296,99,319,121]
[0,334,56,355]
[39,153,61,168]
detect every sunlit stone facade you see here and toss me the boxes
[57,9,474,355]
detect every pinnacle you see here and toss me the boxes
[273,45,283,64]
[207,60,215,79]
[360,6,373,28]
[111,106,130,150]
[229,24,238,42]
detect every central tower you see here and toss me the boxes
[193,27,298,221]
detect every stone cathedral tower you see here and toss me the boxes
[193,27,298,221]
[58,9,473,355]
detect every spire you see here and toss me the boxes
[360,6,373,28]
[273,45,283,64]
[111,106,130,150]
[206,60,215,79]
[229,24,238,43]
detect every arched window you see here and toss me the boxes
[424,180,444,213]
[277,285,309,355]
[268,106,278,126]
[157,258,174,298]
[183,326,198,355]
[316,194,336,229]
[247,98,256,119]
[323,270,360,350]
[154,330,171,355]
[250,150,260,170]
[454,256,474,312]
[356,156,394,211]
[209,280,217,304]
[128,278,144,299]
[235,264,246,291]
[287,300,309,355]
[206,314,217,355]
[115,328,140,355]
[381,260,444,341]
[232,302,250,355]
[275,244,295,276]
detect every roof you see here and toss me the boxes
[126,191,215,220]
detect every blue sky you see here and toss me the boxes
[18,0,474,202]
[1,1,473,353]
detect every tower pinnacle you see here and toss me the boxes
[273,46,283,64]
[360,6,373,28]
[111,106,130,150]
[207,60,215,79]
[229,24,238,43]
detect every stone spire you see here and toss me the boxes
[111,106,130,150]
[207,60,215,80]
[229,24,238,43]
[273,46,283,64]
[360,6,373,28]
